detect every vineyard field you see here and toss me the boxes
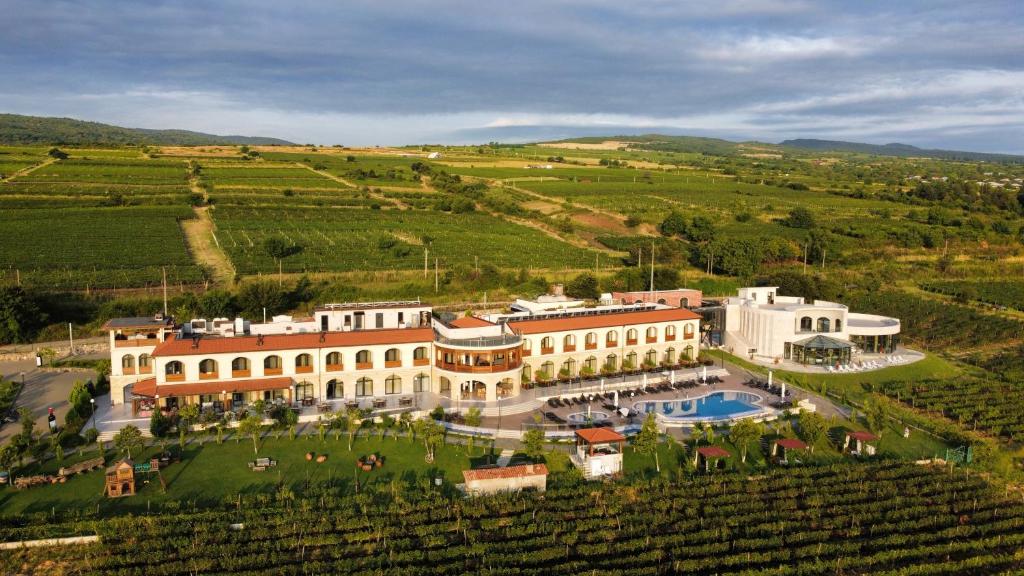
[4,462,1023,575]
[874,377,1024,439]
[921,279,1024,311]
[212,205,599,273]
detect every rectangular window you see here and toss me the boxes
[376,313,384,328]
[320,315,328,331]
[398,312,404,323]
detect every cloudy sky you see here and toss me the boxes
[2,0,1023,151]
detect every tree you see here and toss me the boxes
[796,410,827,453]
[0,444,19,476]
[566,273,600,300]
[782,207,816,229]
[728,418,762,463]
[658,211,688,237]
[464,406,482,428]
[522,428,546,461]
[47,147,69,160]
[864,399,888,436]
[413,417,444,462]
[114,425,144,460]
[633,412,661,472]
[238,415,263,455]
[0,287,44,345]
[685,216,716,243]
[178,404,200,431]
[343,407,364,451]
[236,281,287,318]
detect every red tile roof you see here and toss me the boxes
[847,431,879,442]
[132,376,294,398]
[575,428,626,444]
[151,328,434,357]
[449,316,495,328]
[774,438,808,450]
[697,446,731,458]
[462,463,548,482]
[509,308,699,335]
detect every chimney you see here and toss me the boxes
[234,317,244,335]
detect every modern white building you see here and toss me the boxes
[721,287,900,365]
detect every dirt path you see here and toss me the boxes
[295,162,411,209]
[183,164,236,286]
[2,157,56,182]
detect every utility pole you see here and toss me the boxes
[821,248,827,269]
[434,258,439,293]
[423,248,428,278]
[649,240,655,294]
[68,323,74,356]
[803,242,809,274]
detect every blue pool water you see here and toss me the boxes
[634,391,763,422]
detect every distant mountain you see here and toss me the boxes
[780,138,1024,163]
[0,113,293,146]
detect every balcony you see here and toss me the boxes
[165,374,185,382]
[123,367,135,375]
[606,340,618,348]
[626,339,638,346]
[541,347,554,355]
[114,338,158,348]
[325,363,343,372]
[199,372,218,380]
[356,362,372,370]
[522,349,531,357]
[265,368,283,376]
[296,366,314,374]
[436,360,521,374]
[413,358,429,367]
[646,336,657,344]
[665,334,676,342]
[139,366,152,374]
[434,333,521,348]
[385,360,401,369]
[232,370,251,378]
[563,345,576,353]
[585,343,597,350]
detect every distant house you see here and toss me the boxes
[612,288,702,309]
[462,463,548,496]
[427,152,441,159]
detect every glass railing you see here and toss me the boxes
[435,334,521,347]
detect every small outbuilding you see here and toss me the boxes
[844,431,879,456]
[462,463,548,496]
[105,459,136,498]
[695,445,731,472]
[572,428,625,479]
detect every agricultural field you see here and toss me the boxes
[4,462,1024,575]
[261,151,428,188]
[875,377,1024,440]
[0,206,204,289]
[212,205,600,274]
[921,279,1024,311]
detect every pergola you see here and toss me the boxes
[791,335,852,366]
[844,431,880,455]
[771,438,808,462]
[695,445,731,472]
[574,428,625,457]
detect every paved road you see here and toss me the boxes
[0,358,102,444]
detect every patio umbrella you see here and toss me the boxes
[702,365,707,383]
[768,371,773,387]
[642,373,648,388]
[670,370,675,384]
[613,390,619,408]
[587,404,592,419]
[781,382,786,399]
[600,378,605,392]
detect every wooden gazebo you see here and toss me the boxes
[770,438,808,463]
[695,446,730,472]
[844,431,879,456]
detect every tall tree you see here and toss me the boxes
[633,413,661,472]
[522,428,546,461]
[796,410,828,453]
[0,287,44,345]
[728,418,763,463]
[114,425,144,460]
[238,415,264,455]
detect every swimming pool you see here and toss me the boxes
[567,411,610,424]
[634,391,764,423]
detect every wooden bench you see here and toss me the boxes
[248,457,277,471]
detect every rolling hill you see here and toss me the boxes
[0,113,293,146]
[780,138,1024,163]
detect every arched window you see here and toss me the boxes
[165,360,183,376]
[326,379,341,399]
[385,348,401,362]
[295,382,313,400]
[264,355,282,370]
[199,358,218,376]
[138,354,151,371]
[626,328,638,343]
[413,346,428,360]
[835,319,842,332]
[606,331,618,346]
[497,378,514,398]
[800,317,813,332]
[585,332,597,348]
[625,351,638,369]
[816,317,830,332]
[355,350,371,366]
[563,334,576,350]
[665,347,676,365]
[522,339,532,353]
[540,361,555,379]
[584,356,597,373]
[646,326,657,341]
[604,354,618,371]
[439,376,451,395]
[540,337,554,352]
[231,357,249,373]
[326,351,342,368]
[414,373,430,392]
[295,353,312,368]
[521,363,532,381]
[121,354,135,370]
[644,349,658,366]
[560,358,576,377]
[665,325,677,340]
[684,345,695,361]
[385,375,402,394]
[356,377,373,397]
[683,323,695,339]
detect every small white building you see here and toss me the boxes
[722,287,900,365]
[427,152,441,159]
[462,463,548,496]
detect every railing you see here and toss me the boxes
[413,358,429,366]
[626,339,638,346]
[199,372,218,380]
[563,345,576,352]
[434,334,522,348]
[123,367,135,375]
[325,363,343,372]
[296,365,314,374]
[646,337,657,344]
[165,374,185,382]
[436,361,521,374]
[114,338,158,348]
[231,370,251,378]
[139,367,153,374]
[585,343,597,350]
[541,347,554,355]
[385,360,401,368]
[355,362,372,370]
[264,368,283,376]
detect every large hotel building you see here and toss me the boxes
[103,294,702,415]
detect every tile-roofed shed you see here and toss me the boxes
[508,307,699,335]
[462,463,548,483]
[151,327,434,357]
[575,428,626,444]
